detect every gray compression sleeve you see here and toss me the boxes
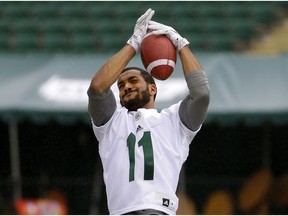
[179,70,210,131]
[87,88,117,126]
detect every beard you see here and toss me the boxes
[121,88,151,111]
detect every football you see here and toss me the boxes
[140,32,177,80]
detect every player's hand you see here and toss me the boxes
[127,8,155,53]
[148,21,189,52]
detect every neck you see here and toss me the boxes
[143,98,155,109]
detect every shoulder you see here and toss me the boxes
[160,101,181,116]
[87,88,114,100]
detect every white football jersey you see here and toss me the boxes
[92,102,200,215]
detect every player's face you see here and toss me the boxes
[117,70,154,111]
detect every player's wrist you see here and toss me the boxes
[177,38,190,52]
[127,36,140,53]
[125,42,138,55]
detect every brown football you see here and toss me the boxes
[141,33,177,80]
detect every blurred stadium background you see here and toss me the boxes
[1,1,288,214]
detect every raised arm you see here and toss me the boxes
[87,9,155,126]
[89,8,155,93]
[89,45,135,93]
[179,46,210,131]
[148,21,210,131]
[87,45,135,126]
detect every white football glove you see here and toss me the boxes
[127,8,155,53]
[148,21,189,52]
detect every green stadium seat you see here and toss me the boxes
[68,19,96,34]
[0,18,11,33]
[100,34,126,53]
[58,3,88,19]
[171,3,197,19]
[95,19,124,35]
[1,2,32,19]
[70,34,99,52]
[196,19,227,34]
[220,2,250,18]
[0,1,285,53]
[86,3,116,19]
[29,3,60,20]
[41,19,69,34]
[206,34,236,51]
[11,19,40,35]
[249,3,278,23]
[0,33,10,50]
[194,2,224,19]
[41,33,68,52]
[173,21,205,35]
[110,2,144,18]
[12,33,39,51]
[188,34,209,49]
[225,18,259,39]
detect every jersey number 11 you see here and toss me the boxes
[127,131,154,182]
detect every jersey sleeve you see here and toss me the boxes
[179,70,210,131]
[162,102,201,162]
[87,88,117,126]
[164,102,201,138]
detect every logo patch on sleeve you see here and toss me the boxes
[162,198,170,207]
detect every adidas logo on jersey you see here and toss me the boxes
[162,198,170,207]
[136,125,143,133]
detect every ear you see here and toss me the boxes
[149,84,157,97]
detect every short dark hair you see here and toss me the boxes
[121,67,157,100]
